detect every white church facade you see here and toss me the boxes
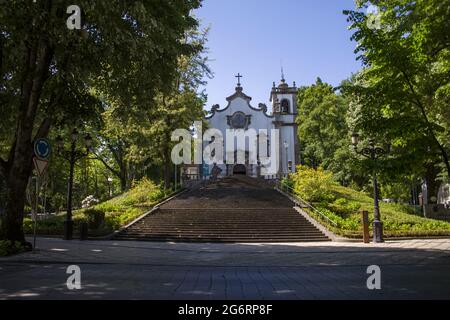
[203,75,300,179]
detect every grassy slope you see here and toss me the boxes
[307,185,450,238]
[23,179,172,236]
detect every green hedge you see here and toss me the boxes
[0,240,28,257]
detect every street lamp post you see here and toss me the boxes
[174,164,177,192]
[56,129,92,240]
[351,133,387,243]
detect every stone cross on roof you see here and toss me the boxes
[235,73,243,86]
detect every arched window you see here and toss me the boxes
[281,99,290,113]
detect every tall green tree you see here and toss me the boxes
[0,0,202,243]
[297,78,348,169]
[148,27,211,189]
[343,0,450,201]
[345,0,450,177]
[296,78,364,185]
[92,26,210,191]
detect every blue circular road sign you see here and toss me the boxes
[34,138,51,160]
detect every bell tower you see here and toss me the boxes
[270,71,297,115]
[269,70,299,175]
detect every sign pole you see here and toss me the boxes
[32,138,51,251]
[32,177,38,252]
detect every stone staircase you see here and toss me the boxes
[114,176,330,243]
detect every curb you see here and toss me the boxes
[381,235,450,241]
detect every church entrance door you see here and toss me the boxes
[233,164,247,175]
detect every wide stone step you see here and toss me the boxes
[120,230,321,236]
[133,220,312,223]
[145,220,303,223]
[154,208,295,215]
[118,232,327,237]
[128,225,319,230]
[128,225,317,231]
[115,236,330,243]
[154,212,297,216]
[136,217,309,220]
[159,208,295,210]
[117,233,329,238]
[117,237,329,242]
[129,227,319,231]
[132,220,313,225]
[117,224,329,242]
[149,213,301,216]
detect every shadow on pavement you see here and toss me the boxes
[1,237,449,300]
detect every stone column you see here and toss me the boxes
[272,120,283,178]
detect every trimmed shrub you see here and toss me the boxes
[84,208,105,230]
[291,165,335,202]
[0,240,28,256]
[328,198,361,218]
[23,216,65,235]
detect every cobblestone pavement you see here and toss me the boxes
[1,237,450,299]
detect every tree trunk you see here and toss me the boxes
[119,172,127,193]
[107,144,129,192]
[2,173,31,242]
[1,119,36,242]
[425,163,440,204]
[0,36,52,243]
[163,146,172,190]
[164,161,171,190]
[1,126,52,243]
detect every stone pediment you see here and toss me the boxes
[226,86,252,103]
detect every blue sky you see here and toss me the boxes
[195,0,362,109]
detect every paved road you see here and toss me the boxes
[1,237,450,299]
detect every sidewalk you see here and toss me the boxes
[1,237,450,299]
